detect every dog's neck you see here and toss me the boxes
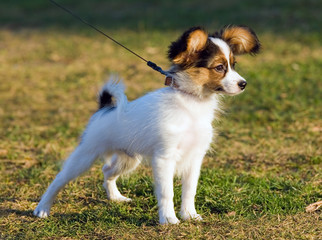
[164,70,216,100]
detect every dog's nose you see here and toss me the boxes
[238,80,247,90]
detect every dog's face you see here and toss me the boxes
[168,26,260,96]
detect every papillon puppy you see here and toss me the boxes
[34,25,260,224]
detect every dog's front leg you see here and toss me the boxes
[180,153,204,221]
[152,156,179,225]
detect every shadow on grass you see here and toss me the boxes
[1,196,158,227]
[1,0,321,34]
[54,209,158,227]
[0,209,34,218]
[1,204,158,227]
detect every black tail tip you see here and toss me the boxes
[99,90,113,109]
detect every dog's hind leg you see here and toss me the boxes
[102,153,141,202]
[33,144,99,218]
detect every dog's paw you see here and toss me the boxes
[180,211,203,221]
[109,195,132,202]
[159,216,180,225]
[33,206,50,218]
[188,213,203,221]
[103,182,132,202]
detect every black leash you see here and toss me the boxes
[49,0,168,76]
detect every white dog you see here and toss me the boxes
[34,25,260,224]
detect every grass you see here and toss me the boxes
[0,0,321,239]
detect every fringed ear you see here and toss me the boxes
[220,25,260,55]
[168,27,208,66]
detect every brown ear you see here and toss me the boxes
[221,25,260,55]
[168,27,208,66]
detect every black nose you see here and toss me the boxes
[238,80,247,90]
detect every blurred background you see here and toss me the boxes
[1,0,321,31]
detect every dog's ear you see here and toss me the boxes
[168,27,208,66]
[220,25,260,55]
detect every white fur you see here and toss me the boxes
[33,75,221,224]
[210,38,246,95]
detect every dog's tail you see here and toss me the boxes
[98,75,127,113]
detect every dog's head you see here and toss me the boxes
[168,26,260,97]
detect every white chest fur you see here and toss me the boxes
[156,89,220,165]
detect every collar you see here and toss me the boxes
[164,76,179,88]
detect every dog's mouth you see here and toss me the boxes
[213,86,245,96]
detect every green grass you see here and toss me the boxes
[0,0,321,239]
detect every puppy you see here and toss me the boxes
[34,25,260,224]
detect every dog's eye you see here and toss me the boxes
[214,64,225,72]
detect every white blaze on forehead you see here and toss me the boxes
[209,37,245,95]
[209,37,231,68]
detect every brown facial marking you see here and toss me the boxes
[229,52,236,68]
[185,45,228,91]
[208,53,228,69]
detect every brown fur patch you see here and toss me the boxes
[208,53,228,69]
[173,29,208,66]
[221,26,260,55]
[173,52,192,65]
[186,67,223,91]
[187,30,208,53]
[229,52,236,68]
[185,47,227,91]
